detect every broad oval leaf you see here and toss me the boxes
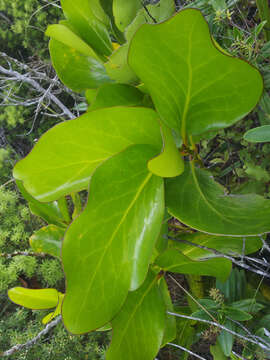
[90,83,144,111]
[155,248,231,282]
[13,107,163,202]
[49,39,110,92]
[62,145,164,334]
[106,271,166,360]
[129,9,263,137]
[30,225,65,258]
[8,288,59,310]
[166,161,270,236]
[244,125,270,143]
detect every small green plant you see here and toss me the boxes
[7,1,270,359]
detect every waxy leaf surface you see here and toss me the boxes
[30,225,65,258]
[49,39,110,92]
[14,107,162,202]
[155,248,231,282]
[129,9,263,136]
[106,271,166,360]
[166,162,270,235]
[62,145,164,334]
[244,125,270,143]
[8,288,59,309]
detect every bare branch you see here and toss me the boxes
[167,342,207,360]
[1,251,47,259]
[1,316,62,357]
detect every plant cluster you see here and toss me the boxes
[2,0,270,359]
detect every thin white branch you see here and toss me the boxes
[1,316,62,357]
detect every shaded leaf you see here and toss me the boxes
[106,271,166,360]
[62,145,164,334]
[217,319,234,356]
[30,225,65,258]
[155,248,231,282]
[224,306,252,321]
[159,278,176,347]
[90,83,144,111]
[166,161,270,235]
[113,0,142,32]
[16,180,66,227]
[14,107,162,202]
[244,125,270,143]
[129,9,263,137]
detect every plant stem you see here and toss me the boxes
[186,274,204,312]
[71,193,82,219]
[256,0,270,41]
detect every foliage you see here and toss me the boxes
[2,0,270,359]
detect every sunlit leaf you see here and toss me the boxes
[129,9,263,138]
[13,107,162,202]
[8,288,59,310]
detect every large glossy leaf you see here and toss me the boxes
[13,107,162,202]
[62,145,164,334]
[244,125,270,143]
[8,288,59,310]
[166,161,270,236]
[90,83,144,110]
[60,0,112,57]
[30,225,65,258]
[16,180,66,227]
[173,233,262,259]
[155,248,231,282]
[49,39,110,92]
[129,9,263,137]
[106,271,166,360]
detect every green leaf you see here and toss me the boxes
[90,83,144,110]
[113,0,142,32]
[105,44,138,84]
[60,0,112,57]
[230,299,265,313]
[30,225,65,258]
[244,125,270,143]
[8,288,59,310]
[159,278,176,347]
[106,271,166,360]
[210,343,227,360]
[62,145,164,334]
[148,124,184,177]
[42,293,64,324]
[49,39,110,92]
[129,9,263,137]
[16,180,66,227]
[13,107,162,202]
[166,161,270,236]
[173,232,262,259]
[46,24,100,59]
[155,248,231,282]
[223,306,252,321]
[217,319,234,356]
